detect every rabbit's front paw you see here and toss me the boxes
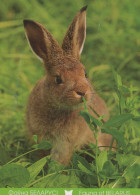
[51,147,73,165]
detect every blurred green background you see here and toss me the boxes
[0,0,140,162]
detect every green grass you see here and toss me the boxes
[0,0,140,188]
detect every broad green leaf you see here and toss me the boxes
[99,161,116,179]
[72,153,97,187]
[28,156,48,182]
[73,153,93,171]
[33,173,83,188]
[102,113,134,128]
[116,154,140,170]
[124,164,140,183]
[79,111,90,124]
[80,173,97,187]
[97,150,108,171]
[78,161,93,175]
[113,156,140,188]
[0,164,30,187]
[32,140,52,150]
[88,112,102,127]
[101,128,125,147]
[79,111,102,127]
[126,178,140,188]
[47,160,66,174]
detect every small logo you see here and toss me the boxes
[64,190,73,195]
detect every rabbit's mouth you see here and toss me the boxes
[63,91,91,108]
[73,90,91,102]
[55,89,92,110]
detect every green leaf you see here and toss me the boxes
[119,85,129,94]
[113,70,122,88]
[116,154,140,170]
[28,156,48,182]
[99,161,117,179]
[89,143,100,154]
[79,111,102,127]
[32,140,52,150]
[106,177,126,188]
[47,160,66,174]
[34,173,83,188]
[97,150,108,171]
[0,164,30,187]
[102,113,134,128]
[113,156,140,188]
[72,153,97,187]
[82,97,88,111]
[72,152,95,173]
[88,112,102,127]
[101,128,125,147]
[80,173,97,187]
[124,164,140,183]
[130,138,140,144]
[78,161,93,175]
[132,116,140,121]
[98,115,107,121]
[33,135,37,143]
[119,95,126,111]
[0,147,10,164]
[126,178,140,188]
[79,111,90,124]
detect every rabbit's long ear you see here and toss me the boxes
[62,6,87,59]
[23,20,63,63]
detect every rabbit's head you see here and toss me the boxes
[24,6,93,109]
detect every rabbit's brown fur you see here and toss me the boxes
[24,6,114,165]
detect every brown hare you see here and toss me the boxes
[23,6,114,165]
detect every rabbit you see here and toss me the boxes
[23,6,115,165]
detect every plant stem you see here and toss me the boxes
[95,131,101,187]
[6,148,38,165]
[26,168,85,187]
[109,137,115,151]
[101,179,107,188]
[79,150,95,159]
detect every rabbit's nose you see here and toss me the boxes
[76,91,85,97]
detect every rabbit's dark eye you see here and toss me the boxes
[85,71,88,78]
[56,76,62,84]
